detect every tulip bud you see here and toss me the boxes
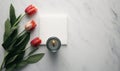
[31,37,42,47]
[25,4,37,16]
[25,20,36,31]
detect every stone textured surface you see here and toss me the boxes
[0,0,120,71]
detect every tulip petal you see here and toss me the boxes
[25,5,37,16]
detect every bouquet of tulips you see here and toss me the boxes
[0,4,44,71]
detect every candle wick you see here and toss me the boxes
[52,40,56,47]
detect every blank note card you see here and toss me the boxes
[39,14,67,45]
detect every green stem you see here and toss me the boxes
[24,46,31,51]
[13,14,26,27]
[18,29,26,36]
[23,46,32,59]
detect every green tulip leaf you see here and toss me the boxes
[16,60,28,68]
[16,53,44,68]
[26,53,44,63]
[3,19,11,41]
[2,26,18,50]
[2,26,18,51]
[10,4,16,26]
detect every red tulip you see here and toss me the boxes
[25,20,37,31]
[25,4,37,16]
[31,37,42,47]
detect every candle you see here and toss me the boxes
[46,37,61,52]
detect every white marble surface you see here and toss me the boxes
[0,0,120,71]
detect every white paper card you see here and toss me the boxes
[39,14,67,45]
